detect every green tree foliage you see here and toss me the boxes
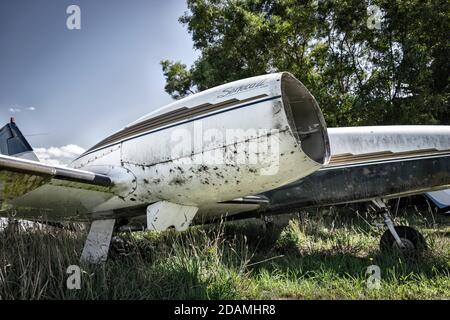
[161,0,449,126]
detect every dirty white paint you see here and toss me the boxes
[147,201,198,231]
[0,73,448,264]
[74,73,328,212]
[80,219,115,264]
[328,126,450,155]
[70,73,329,214]
[1,72,329,225]
[3,73,450,230]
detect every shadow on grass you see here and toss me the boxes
[250,246,449,283]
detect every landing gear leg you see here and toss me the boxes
[372,198,427,256]
[261,215,278,246]
[80,219,116,264]
[263,215,274,233]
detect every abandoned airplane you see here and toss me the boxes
[0,72,448,262]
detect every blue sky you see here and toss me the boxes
[0,0,197,162]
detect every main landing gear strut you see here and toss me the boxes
[372,198,427,256]
[80,201,199,264]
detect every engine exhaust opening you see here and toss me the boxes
[281,73,330,165]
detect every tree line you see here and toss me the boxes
[161,0,449,126]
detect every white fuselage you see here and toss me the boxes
[68,72,329,218]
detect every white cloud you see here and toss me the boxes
[34,144,85,166]
[8,106,37,113]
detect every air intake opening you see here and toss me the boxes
[281,73,330,164]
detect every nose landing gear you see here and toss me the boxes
[372,198,427,256]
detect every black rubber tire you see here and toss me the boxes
[380,226,427,256]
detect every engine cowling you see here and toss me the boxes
[73,72,330,209]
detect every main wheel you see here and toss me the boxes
[380,226,427,256]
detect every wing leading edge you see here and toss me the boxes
[0,154,112,188]
[0,154,116,220]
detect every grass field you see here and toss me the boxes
[0,204,449,299]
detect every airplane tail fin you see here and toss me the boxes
[0,118,40,161]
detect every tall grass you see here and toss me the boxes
[0,207,448,299]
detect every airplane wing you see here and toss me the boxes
[0,153,116,220]
[0,153,112,190]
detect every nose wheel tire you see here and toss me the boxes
[380,226,427,256]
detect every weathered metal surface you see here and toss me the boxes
[69,72,329,213]
[146,201,198,231]
[235,126,450,218]
[0,171,50,205]
[1,72,329,225]
[0,154,112,187]
[328,126,450,155]
[261,153,450,213]
[329,149,450,165]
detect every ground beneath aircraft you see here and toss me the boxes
[0,205,448,299]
